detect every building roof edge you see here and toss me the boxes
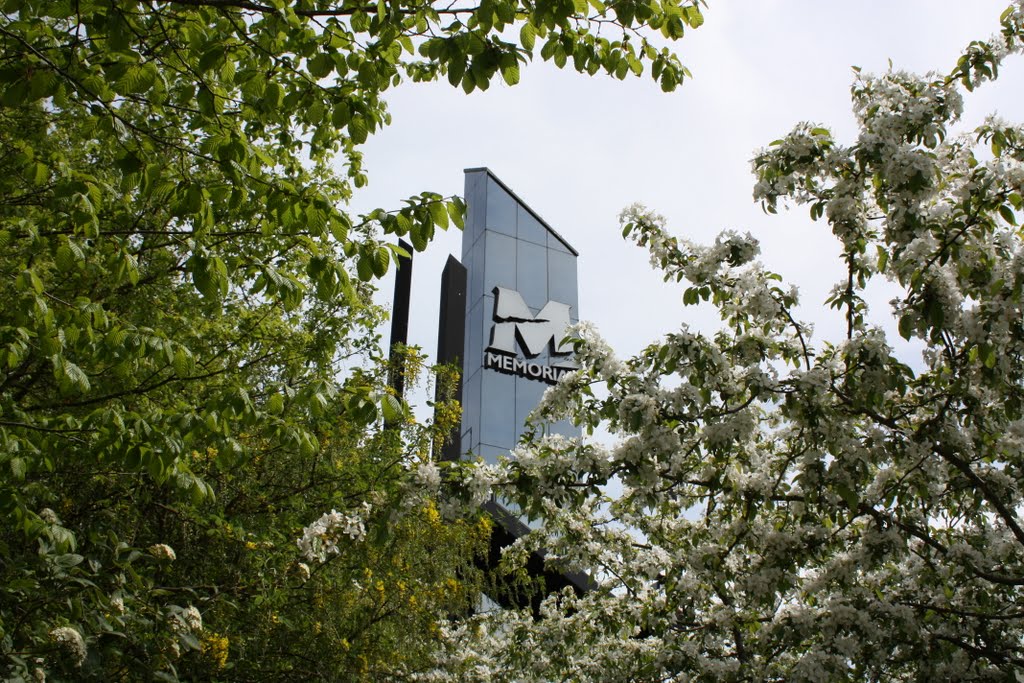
[464,167,579,256]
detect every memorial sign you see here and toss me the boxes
[458,168,581,464]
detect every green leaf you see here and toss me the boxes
[898,314,914,340]
[520,23,536,51]
[332,102,352,127]
[172,346,194,378]
[429,201,449,229]
[356,255,374,281]
[30,161,48,186]
[191,256,214,299]
[10,456,26,480]
[115,64,155,95]
[330,213,351,242]
[447,58,466,87]
[53,553,85,569]
[410,223,428,251]
[381,393,404,423]
[998,203,1017,225]
[349,116,368,144]
[682,5,704,28]
[372,246,390,277]
[308,53,335,79]
[447,197,465,228]
[501,64,520,86]
[265,81,284,108]
[836,484,859,510]
[20,268,43,294]
[56,245,77,272]
[55,357,90,393]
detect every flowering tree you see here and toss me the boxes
[423,4,1024,681]
[0,0,706,678]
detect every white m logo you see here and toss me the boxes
[486,287,572,358]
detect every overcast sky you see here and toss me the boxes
[347,1,1023,411]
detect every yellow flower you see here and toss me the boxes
[201,632,229,670]
[423,501,441,526]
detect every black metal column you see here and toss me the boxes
[388,239,413,400]
[434,255,466,461]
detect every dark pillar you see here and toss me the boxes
[435,255,466,461]
[388,239,413,400]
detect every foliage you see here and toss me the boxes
[1,276,487,680]
[426,3,1024,681]
[0,0,704,679]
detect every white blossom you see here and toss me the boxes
[296,503,371,562]
[148,543,176,561]
[465,463,501,507]
[181,605,202,632]
[414,10,1024,682]
[414,461,442,492]
[49,627,86,668]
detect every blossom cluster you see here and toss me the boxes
[296,503,371,562]
[168,605,203,634]
[148,543,176,561]
[413,460,441,492]
[49,627,86,668]
[415,6,1024,680]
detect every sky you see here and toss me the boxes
[347,1,1023,414]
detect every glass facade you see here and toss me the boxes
[460,169,581,462]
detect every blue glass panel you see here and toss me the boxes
[464,171,487,258]
[480,369,516,450]
[517,205,547,246]
[460,367,481,453]
[548,230,573,254]
[514,376,546,438]
[485,180,517,236]
[477,443,509,466]
[484,232,517,294]
[468,236,485,308]
[465,299,484,379]
[515,239,547,310]
[480,293,495,349]
[547,249,578,310]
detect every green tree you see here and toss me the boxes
[0,0,703,679]
[429,4,1024,681]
